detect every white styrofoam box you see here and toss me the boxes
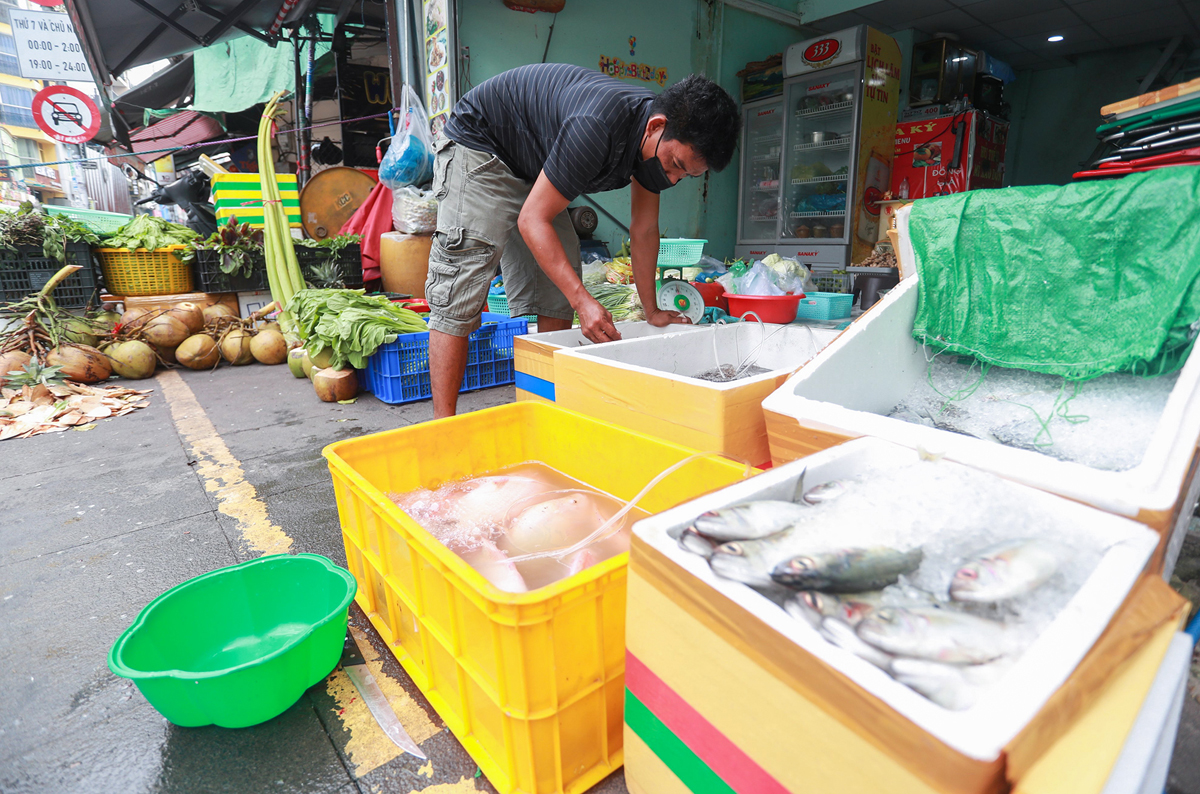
[761,273,1200,546]
[557,322,843,391]
[237,290,274,319]
[632,438,1159,762]
[523,320,704,352]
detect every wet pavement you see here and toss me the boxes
[0,363,626,794]
[0,360,1196,793]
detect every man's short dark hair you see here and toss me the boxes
[650,74,741,172]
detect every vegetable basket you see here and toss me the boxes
[657,238,707,268]
[486,293,537,321]
[96,245,193,297]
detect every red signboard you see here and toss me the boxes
[889,111,1008,200]
[802,38,841,65]
[31,85,100,144]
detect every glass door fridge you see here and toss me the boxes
[735,98,785,257]
[780,63,858,265]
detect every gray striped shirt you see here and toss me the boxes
[444,63,655,201]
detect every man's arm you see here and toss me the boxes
[519,172,620,343]
[630,178,690,327]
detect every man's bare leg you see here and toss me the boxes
[430,329,470,419]
[536,315,571,332]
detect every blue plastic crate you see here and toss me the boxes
[795,291,854,321]
[363,312,528,405]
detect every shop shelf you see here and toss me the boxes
[0,243,99,309]
[795,100,854,117]
[321,401,752,794]
[793,139,852,152]
[362,312,526,405]
[791,174,849,185]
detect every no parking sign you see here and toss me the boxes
[31,85,100,144]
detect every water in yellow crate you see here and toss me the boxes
[389,462,647,592]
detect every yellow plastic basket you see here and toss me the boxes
[96,245,193,297]
[322,402,752,794]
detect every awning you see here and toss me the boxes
[112,55,195,131]
[129,110,225,162]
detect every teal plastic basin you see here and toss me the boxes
[108,553,357,728]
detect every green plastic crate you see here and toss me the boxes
[45,206,133,234]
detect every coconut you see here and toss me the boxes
[287,348,307,378]
[310,347,334,370]
[120,307,152,330]
[105,340,156,379]
[250,329,287,365]
[47,344,112,384]
[153,343,177,366]
[202,303,237,324]
[301,351,316,379]
[92,310,122,330]
[166,302,205,334]
[60,317,101,348]
[220,328,254,365]
[257,320,281,334]
[313,368,358,402]
[0,350,32,385]
[141,314,190,350]
[176,334,220,370]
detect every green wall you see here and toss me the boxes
[1004,44,1162,186]
[454,0,809,259]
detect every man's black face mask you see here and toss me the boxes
[633,130,674,194]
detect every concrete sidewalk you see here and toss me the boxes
[0,363,622,794]
[0,360,1195,794]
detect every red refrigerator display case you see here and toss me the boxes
[890,110,1008,199]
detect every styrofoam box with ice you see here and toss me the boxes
[519,320,705,350]
[633,437,1158,761]
[557,322,843,390]
[762,204,1200,575]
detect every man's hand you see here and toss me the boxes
[645,307,692,327]
[576,296,622,343]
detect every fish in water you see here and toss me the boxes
[506,492,607,554]
[708,524,822,587]
[802,480,847,505]
[949,538,1060,603]
[460,540,528,593]
[890,657,1012,711]
[856,606,1009,664]
[678,527,717,558]
[784,590,886,628]
[771,547,924,592]
[691,500,809,542]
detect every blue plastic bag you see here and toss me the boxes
[379,84,435,189]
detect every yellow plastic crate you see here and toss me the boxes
[96,245,193,297]
[322,402,753,794]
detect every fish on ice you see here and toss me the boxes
[802,480,847,505]
[771,547,924,593]
[949,538,1060,603]
[708,524,821,587]
[784,590,886,628]
[691,500,809,542]
[856,606,1009,664]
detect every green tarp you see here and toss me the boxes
[192,19,333,115]
[909,168,1200,380]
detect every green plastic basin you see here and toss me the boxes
[108,553,357,728]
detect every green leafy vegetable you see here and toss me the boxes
[0,203,100,263]
[288,288,428,370]
[183,216,265,278]
[104,214,197,251]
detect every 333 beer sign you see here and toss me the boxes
[802,38,842,66]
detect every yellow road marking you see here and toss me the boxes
[326,624,441,778]
[157,370,292,556]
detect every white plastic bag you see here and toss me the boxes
[379,85,435,189]
[392,185,438,234]
[736,262,785,296]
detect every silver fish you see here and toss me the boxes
[708,524,821,587]
[856,606,1008,664]
[691,500,809,542]
[949,539,1060,603]
[771,547,924,592]
[890,658,1012,711]
[802,480,847,505]
[819,617,893,670]
[784,590,886,628]
[678,527,716,559]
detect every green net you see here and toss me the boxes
[908,167,1200,380]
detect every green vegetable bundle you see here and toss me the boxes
[258,92,306,316]
[576,275,644,322]
[103,214,197,250]
[0,202,100,263]
[288,289,428,369]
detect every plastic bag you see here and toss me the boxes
[392,185,438,234]
[760,253,811,293]
[696,255,727,274]
[720,261,785,296]
[379,85,435,189]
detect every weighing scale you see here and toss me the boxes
[655,269,706,325]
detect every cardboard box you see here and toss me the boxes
[122,291,238,317]
[555,323,842,468]
[624,439,1186,793]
